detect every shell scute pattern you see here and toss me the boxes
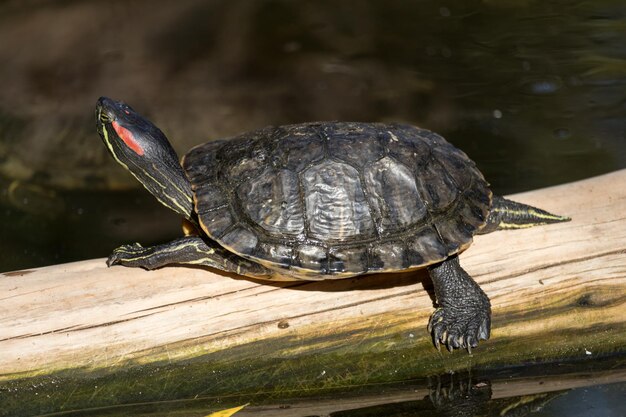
[433,145,476,190]
[182,122,490,278]
[272,124,325,172]
[302,159,375,241]
[220,226,258,256]
[296,244,327,273]
[329,246,368,274]
[364,156,428,234]
[200,206,234,237]
[383,126,433,169]
[406,227,448,261]
[236,167,305,236]
[211,126,275,186]
[416,161,459,211]
[324,123,385,168]
[256,243,293,269]
[369,241,405,271]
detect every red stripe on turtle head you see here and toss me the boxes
[112,121,145,156]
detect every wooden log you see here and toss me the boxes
[0,170,625,414]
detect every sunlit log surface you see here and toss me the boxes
[0,170,624,415]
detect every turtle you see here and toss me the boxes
[95,96,569,352]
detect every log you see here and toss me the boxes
[1,170,625,415]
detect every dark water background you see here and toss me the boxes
[0,1,624,416]
[2,0,626,272]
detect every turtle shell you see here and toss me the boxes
[182,122,491,279]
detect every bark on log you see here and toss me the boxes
[0,170,625,414]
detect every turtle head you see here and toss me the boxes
[95,97,193,219]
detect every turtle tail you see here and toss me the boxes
[478,195,570,235]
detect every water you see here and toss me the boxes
[2,0,625,272]
[4,363,624,416]
[0,1,624,415]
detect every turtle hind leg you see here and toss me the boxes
[478,195,570,235]
[107,236,271,278]
[427,255,491,352]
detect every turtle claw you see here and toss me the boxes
[427,309,441,333]
[479,318,491,341]
[430,308,446,351]
[427,306,491,353]
[466,334,477,354]
[107,243,152,268]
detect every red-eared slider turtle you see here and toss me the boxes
[95,97,569,352]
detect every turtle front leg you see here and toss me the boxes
[427,255,491,352]
[107,236,272,278]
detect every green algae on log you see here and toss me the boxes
[0,170,625,415]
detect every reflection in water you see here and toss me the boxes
[0,177,65,218]
[427,375,493,417]
[329,374,564,417]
